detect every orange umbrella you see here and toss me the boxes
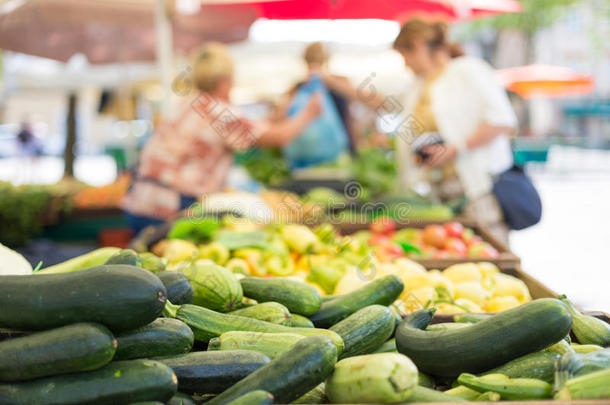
[496,64,594,99]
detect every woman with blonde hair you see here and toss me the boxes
[122,42,320,233]
[324,19,537,242]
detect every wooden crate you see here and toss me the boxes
[336,219,520,270]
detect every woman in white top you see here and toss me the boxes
[324,19,517,242]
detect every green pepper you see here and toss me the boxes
[457,373,552,400]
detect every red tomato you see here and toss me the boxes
[443,222,464,239]
[422,225,447,248]
[369,234,390,246]
[468,242,499,259]
[465,236,483,247]
[433,250,452,259]
[444,237,467,257]
[370,217,396,235]
[376,243,405,261]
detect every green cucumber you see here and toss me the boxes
[205,335,337,405]
[208,331,304,359]
[407,386,467,402]
[395,298,572,376]
[0,323,116,381]
[0,359,177,405]
[292,383,326,404]
[482,351,559,383]
[36,247,120,274]
[239,277,321,316]
[115,318,194,361]
[230,302,291,326]
[373,338,397,354]
[0,265,167,332]
[180,264,243,312]
[289,314,314,328]
[560,296,610,346]
[105,249,142,266]
[169,303,344,353]
[155,350,270,395]
[224,390,273,405]
[321,294,340,302]
[329,305,395,358]
[309,275,404,328]
[157,271,194,305]
[458,373,552,400]
[476,391,501,401]
[167,392,195,405]
[325,353,417,404]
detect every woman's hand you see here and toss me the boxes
[422,144,457,167]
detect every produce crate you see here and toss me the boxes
[336,219,520,270]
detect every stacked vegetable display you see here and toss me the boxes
[2,246,610,404]
[140,217,527,314]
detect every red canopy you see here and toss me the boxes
[253,0,522,22]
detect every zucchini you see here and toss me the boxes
[325,353,417,404]
[457,373,552,400]
[545,338,574,355]
[395,298,572,376]
[292,383,326,404]
[115,318,194,361]
[229,302,291,326]
[329,305,395,358]
[483,350,559,383]
[476,391,501,401]
[105,249,142,266]
[168,303,344,353]
[406,386,467,402]
[167,392,195,405]
[426,322,469,332]
[206,335,338,405]
[418,372,435,388]
[36,247,120,274]
[453,313,491,323]
[444,385,482,400]
[208,331,304,359]
[0,323,116,382]
[155,350,269,395]
[224,390,273,405]
[140,252,166,273]
[373,338,397,354]
[239,277,321,316]
[572,343,604,353]
[0,359,177,405]
[157,271,194,305]
[555,348,610,385]
[180,264,243,312]
[560,296,610,346]
[555,368,610,400]
[309,275,404,328]
[0,265,167,332]
[289,313,314,328]
[0,328,29,342]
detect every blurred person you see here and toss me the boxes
[122,43,321,234]
[16,121,42,158]
[324,20,540,242]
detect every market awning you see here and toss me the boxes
[0,0,258,64]
[254,0,523,22]
[496,64,595,98]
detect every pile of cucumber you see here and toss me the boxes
[2,248,610,404]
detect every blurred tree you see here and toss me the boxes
[64,93,77,178]
[460,0,584,63]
